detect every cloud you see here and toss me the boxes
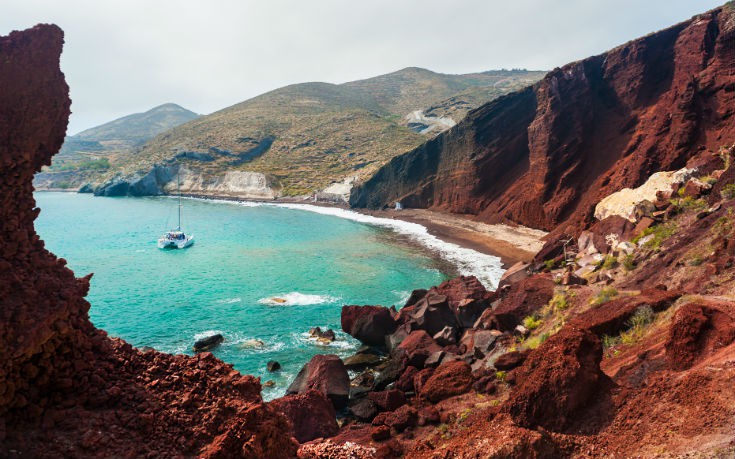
[0,0,724,134]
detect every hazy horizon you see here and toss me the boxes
[2,0,725,135]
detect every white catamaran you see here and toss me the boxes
[157,173,194,249]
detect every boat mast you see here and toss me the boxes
[177,169,182,231]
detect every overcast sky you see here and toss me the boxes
[2,0,725,135]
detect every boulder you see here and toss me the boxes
[286,354,350,410]
[371,425,391,442]
[403,289,428,308]
[682,177,712,197]
[372,405,418,432]
[460,329,501,358]
[498,262,530,288]
[504,327,609,432]
[561,271,587,286]
[269,390,338,443]
[348,398,378,422]
[342,353,382,371]
[308,327,336,343]
[490,276,555,332]
[341,305,397,346]
[432,326,457,346]
[494,350,529,371]
[374,350,408,390]
[385,323,412,352]
[420,361,474,403]
[395,366,419,392]
[410,294,458,336]
[267,360,281,372]
[396,330,442,368]
[412,368,434,396]
[368,389,407,412]
[665,302,735,370]
[453,298,489,328]
[193,334,224,352]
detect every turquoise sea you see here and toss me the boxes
[34,192,502,399]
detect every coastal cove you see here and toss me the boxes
[33,192,509,399]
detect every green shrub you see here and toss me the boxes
[549,292,569,311]
[589,287,619,306]
[495,371,507,382]
[721,183,735,200]
[543,259,556,270]
[677,196,708,212]
[522,315,542,330]
[622,254,636,271]
[633,223,677,251]
[601,254,618,270]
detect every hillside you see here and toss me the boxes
[34,103,199,189]
[88,68,544,198]
[351,4,735,239]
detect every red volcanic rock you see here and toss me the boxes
[341,305,397,346]
[348,398,378,422]
[0,25,296,459]
[408,294,459,336]
[351,6,735,239]
[504,327,609,432]
[369,389,407,412]
[372,405,418,432]
[420,360,473,403]
[494,350,529,371]
[490,276,555,332]
[412,367,434,396]
[397,330,442,368]
[371,425,391,441]
[665,302,735,370]
[287,354,350,410]
[269,389,338,443]
[395,365,419,392]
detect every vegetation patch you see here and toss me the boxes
[602,305,655,356]
[633,222,677,251]
[589,287,619,306]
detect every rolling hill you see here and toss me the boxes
[85,68,545,198]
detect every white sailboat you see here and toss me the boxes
[158,172,194,249]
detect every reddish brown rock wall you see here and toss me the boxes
[351,5,735,237]
[0,24,296,459]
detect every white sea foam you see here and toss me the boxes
[258,292,340,306]
[215,297,242,304]
[271,203,504,289]
[193,329,225,341]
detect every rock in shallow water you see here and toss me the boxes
[192,333,224,352]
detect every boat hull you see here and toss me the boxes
[157,235,194,250]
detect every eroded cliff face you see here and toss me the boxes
[351,5,735,235]
[0,25,296,459]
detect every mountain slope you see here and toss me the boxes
[91,68,545,197]
[35,103,199,189]
[351,4,735,236]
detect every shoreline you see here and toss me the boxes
[37,189,545,272]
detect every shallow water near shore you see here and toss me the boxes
[34,192,502,399]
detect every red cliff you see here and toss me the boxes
[0,24,296,459]
[351,5,735,236]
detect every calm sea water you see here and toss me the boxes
[34,192,468,399]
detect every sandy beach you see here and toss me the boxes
[363,208,547,268]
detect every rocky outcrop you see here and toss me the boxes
[287,354,350,410]
[93,166,278,199]
[351,5,735,237]
[269,389,339,443]
[341,305,397,346]
[0,25,296,458]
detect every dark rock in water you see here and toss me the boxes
[269,389,338,443]
[341,305,397,346]
[263,380,276,387]
[267,360,281,372]
[139,346,155,353]
[287,354,350,410]
[193,334,224,352]
[78,183,94,193]
[343,353,382,370]
[309,327,336,343]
